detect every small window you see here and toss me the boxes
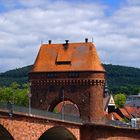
[68,72,79,78]
[47,73,56,78]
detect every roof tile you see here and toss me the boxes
[32,42,105,72]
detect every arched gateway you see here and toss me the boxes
[29,39,106,122]
[38,126,77,140]
[0,124,14,140]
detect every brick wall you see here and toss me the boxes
[80,124,140,140]
[0,116,80,140]
[30,72,105,122]
[0,115,140,140]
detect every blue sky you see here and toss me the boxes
[101,0,125,7]
[0,0,140,72]
[101,0,126,14]
[0,0,126,13]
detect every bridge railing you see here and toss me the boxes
[0,102,82,123]
[107,120,140,129]
[0,102,140,128]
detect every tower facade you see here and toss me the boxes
[29,40,106,122]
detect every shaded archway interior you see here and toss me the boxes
[50,100,80,117]
[38,126,77,140]
[0,124,14,140]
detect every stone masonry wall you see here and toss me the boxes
[30,72,105,122]
[0,116,80,140]
[80,124,140,140]
[0,115,140,140]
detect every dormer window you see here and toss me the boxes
[56,47,72,65]
[56,61,71,65]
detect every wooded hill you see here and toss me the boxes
[0,64,140,95]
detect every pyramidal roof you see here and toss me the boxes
[32,41,105,72]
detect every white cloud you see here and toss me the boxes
[127,0,140,5]
[0,0,140,72]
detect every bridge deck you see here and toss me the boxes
[0,103,140,129]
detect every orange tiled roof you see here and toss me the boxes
[106,112,123,121]
[32,42,105,72]
[119,108,132,119]
[112,112,123,121]
[124,106,140,117]
[124,106,135,114]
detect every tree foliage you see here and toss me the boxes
[104,64,140,95]
[0,65,32,87]
[114,93,126,108]
[0,82,29,106]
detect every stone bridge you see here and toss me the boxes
[0,106,140,140]
[0,104,140,140]
[0,112,81,140]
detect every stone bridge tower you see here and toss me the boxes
[29,39,106,123]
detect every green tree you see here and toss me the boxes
[0,82,29,106]
[16,83,29,106]
[114,93,126,108]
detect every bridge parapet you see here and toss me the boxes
[0,102,140,140]
[1,102,140,129]
[0,102,82,124]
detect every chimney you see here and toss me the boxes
[48,40,51,44]
[85,38,88,43]
[65,40,69,44]
[64,40,69,49]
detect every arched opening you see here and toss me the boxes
[52,100,80,117]
[0,124,14,140]
[38,126,77,140]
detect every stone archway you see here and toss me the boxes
[38,126,77,140]
[0,124,14,140]
[53,100,80,117]
[47,86,81,117]
[31,83,91,121]
[48,99,80,117]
